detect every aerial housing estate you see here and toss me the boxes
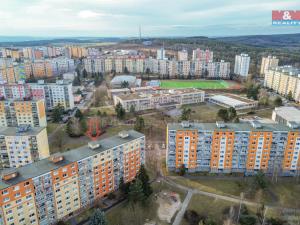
[83,48,231,79]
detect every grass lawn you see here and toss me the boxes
[46,122,60,135]
[71,180,186,225]
[107,180,186,225]
[85,106,116,117]
[187,103,223,122]
[171,176,300,209]
[253,108,274,118]
[182,194,236,225]
[160,80,231,89]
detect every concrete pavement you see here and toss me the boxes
[172,190,193,225]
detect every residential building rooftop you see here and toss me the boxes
[0,130,144,189]
[273,107,300,122]
[270,66,300,77]
[117,88,204,101]
[167,121,298,132]
[0,126,45,136]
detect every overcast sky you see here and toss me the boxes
[0,0,300,37]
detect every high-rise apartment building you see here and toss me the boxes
[0,80,75,110]
[234,53,250,77]
[50,57,75,75]
[0,99,47,127]
[0,130,145,224]
[166,121,300,176]
[264,66,300,102]
[157,48,166,60]
[260,56,279,76]
[84,57,105,73]
[192,49,213,63]
[178,60,191,78]
[23,47,34,59]
[25,60,53,78]
[29,80,75,110]
[67,46,88,58]
[0,126,50,168]
[178,50,188,61]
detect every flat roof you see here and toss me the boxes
[118,88,204,101]
[270,66,300,77]
[0,126,45,136]
[111,75,136,84]
[0,130,144,189]
[274,107,300,122]
[210,95,255,107]
[168,122,296,132]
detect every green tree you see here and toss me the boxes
[119,177,130,195]
[134,116,145,132]
[82,68,88,78]
[258,89,269,106]
[27,72,37,83]
[181,108,192,121]
[56,221,67,225]
[75,109,84,120]
[80,118,88,133]
[227,107,237,121]
[129,105,136,114]
[287,91,293,101]
[73,75,81,86]
[179,164,186,176]
[137,165,152,197]
[66,118,86,137]
[75,88,82,95]
[146,68,151,80]
[94,72,103,87]
[121,81,130,88]
[253,171,268,190]
[273,96,283,107]
[128,178,146,204]
[75,68,81,77]
[89,208,107,225]
[239,215,257,225]
[267,218,287,225]
[256,204,266,225]
[115,102,126,119]
[52,104,64,122]
[124,67,129,74]
[204,218,217,225]
[66,119,73,136]
[217,109,229,122]
[246,84,259,100]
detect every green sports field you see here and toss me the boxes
[160,80,232,89]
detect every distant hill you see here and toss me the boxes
[215,33,300,50]
[0,37,122,47]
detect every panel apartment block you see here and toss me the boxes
[0,126,50,168]
[0,130,145,225]
[166,121,300,176]
[0,99,46,127]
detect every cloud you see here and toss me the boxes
[78,10,102,18]
[0,0,299,36]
